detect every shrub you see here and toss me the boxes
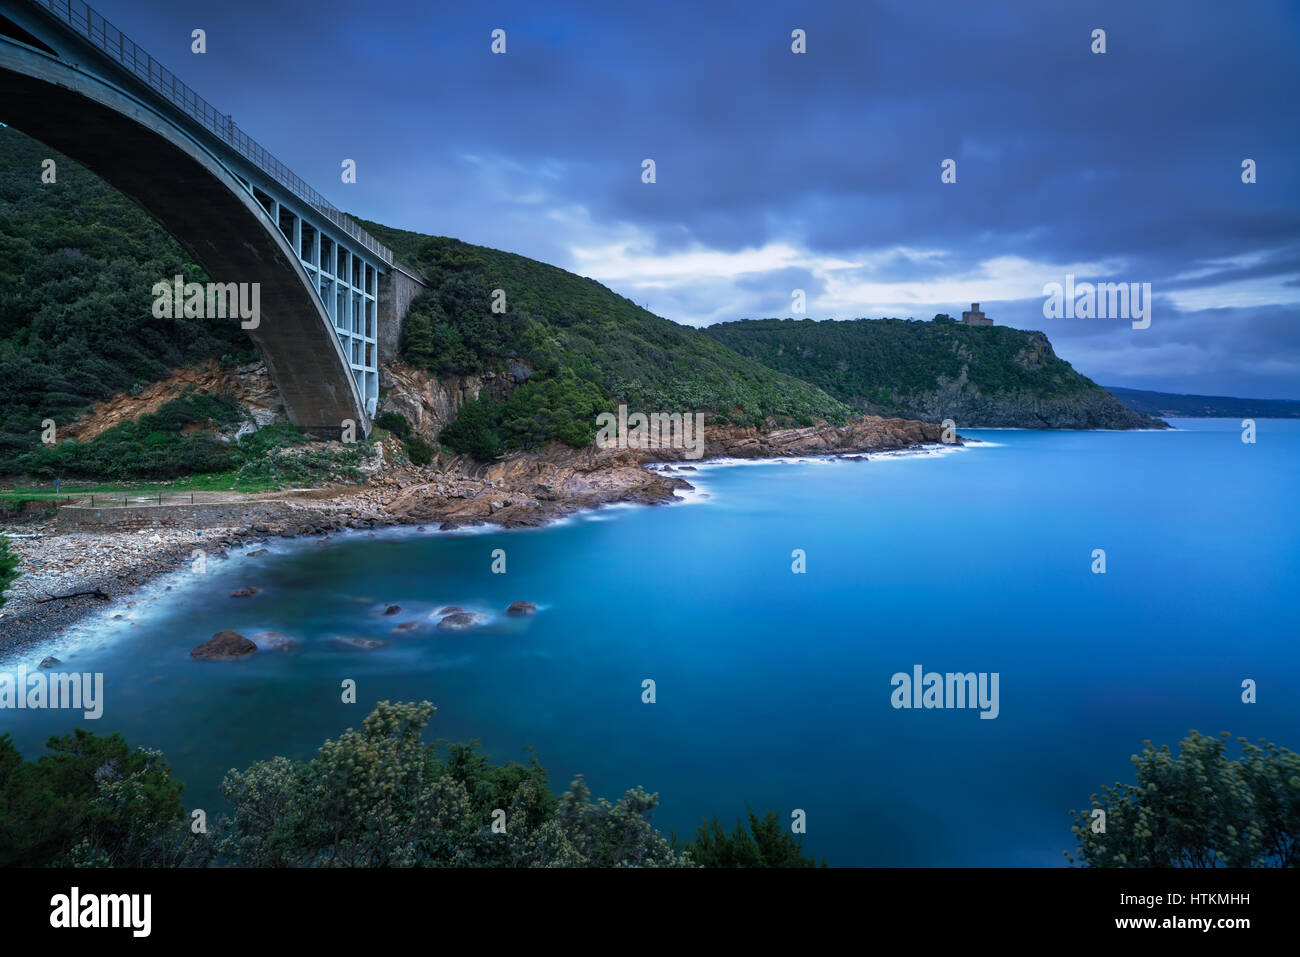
[16,392,245,479]
[439,398,503,461]
[405,434,434,467]
[374,411,409,438]
[498,374,612,448]
[0,728,188,867]
[1068,731,1300,867]
[684,808,826,867]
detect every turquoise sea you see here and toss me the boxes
[3,417,1296,865]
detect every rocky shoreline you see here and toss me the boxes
[0,415,953,660]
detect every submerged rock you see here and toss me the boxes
[251,631,301,653]
[506,601,537,617]
[437,612,481,631]
[229,586,262,598]
[191,630,257,660]
[334,635,386,651]
[247,549,269,557]
[436,605,463,615]
[392,621,421,633]
[38,656,61,669]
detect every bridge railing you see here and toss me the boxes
[29,0,395,265]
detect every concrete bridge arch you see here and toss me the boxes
[0,0,425,436]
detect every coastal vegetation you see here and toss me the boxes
[437,373,613,459]
[1067,731,1300,867]
[0,125,852,475]
[0,701,824,868]
[356,220,854,455]
[685,809,828,867]
[16,393,243,479]
[10,392,372,487]
[0,129,254,477]
[1,125,1161,478]
[371,410,434,466]
[8,712,1291,868]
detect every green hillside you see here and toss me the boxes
[703,317,1167,430]
[354,221,852,455]
[0,127,255,475]
[0,123,854,478]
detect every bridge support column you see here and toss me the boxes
[377,266,427,365]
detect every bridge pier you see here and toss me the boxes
[377,266,427,365]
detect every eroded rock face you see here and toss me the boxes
[887,383,1164,430]
[507,601,537,617]
[363,412,952,532]
[191,630,257,660]
[63,358,286,443]
[379,360,523,442]
[640,417,952,462]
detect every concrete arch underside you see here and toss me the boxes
[0,37,369,436]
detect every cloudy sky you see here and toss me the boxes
[103,0,1300,397]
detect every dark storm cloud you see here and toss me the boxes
[90,0,1300,396]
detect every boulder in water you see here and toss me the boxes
[382,604,402,616]
[437,612,481,631]
[506,601,537,617]
[191,630,257,660]
[333,635,386,651]
[229,586,262,598]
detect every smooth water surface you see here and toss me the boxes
[3,418,1296,865]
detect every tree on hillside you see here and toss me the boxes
[215,700,692,867]
[1,701,830,868]
[0,535,18,608]
[1068,731,1300,867]
[684,807,826,867]
[438,397,504,460]
[0,728,192,867]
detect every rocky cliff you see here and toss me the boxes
[372,359,953,527]
[881,331,1163,429]
[703,318,1169,430]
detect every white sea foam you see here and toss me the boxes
[670,484,712,506]
[14,437,985,662]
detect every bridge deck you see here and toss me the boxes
[25,0,393,266]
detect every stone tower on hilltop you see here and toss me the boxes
[961,303,993,326]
